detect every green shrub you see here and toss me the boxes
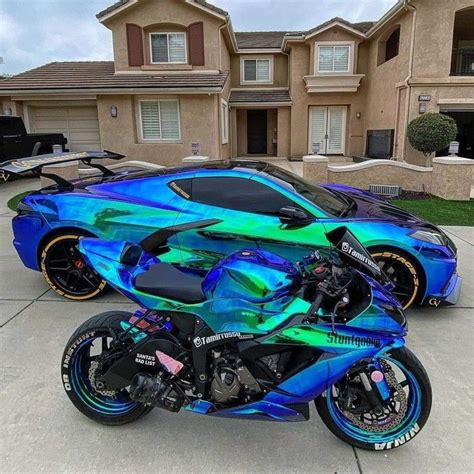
[407,113,458,156]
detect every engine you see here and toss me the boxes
[210,351,261,406]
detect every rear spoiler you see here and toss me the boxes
[0,150,125,188]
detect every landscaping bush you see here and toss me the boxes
[407,113,457,156]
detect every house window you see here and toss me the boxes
[242,58,272,83]
[150,33,187,64]
[318,45,350,73]
[140,100,181,141]
[385,27,400,62]
[221,100,229,144]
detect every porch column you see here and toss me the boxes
[432,157,474,201]
[277,108,291,158]
[303,155,329,183]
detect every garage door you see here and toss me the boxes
[30,106,101,152]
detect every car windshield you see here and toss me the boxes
[264,166,350,217]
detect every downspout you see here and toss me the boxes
[398,0,417,162]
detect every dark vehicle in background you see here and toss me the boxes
[0,115,67,163]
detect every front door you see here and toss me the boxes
[247,110,267,154]
[308,106,347,155]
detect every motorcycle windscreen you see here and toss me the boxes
[325,226,392,286]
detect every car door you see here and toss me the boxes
[171,175,330,271]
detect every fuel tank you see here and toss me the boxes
[202,249,301,303]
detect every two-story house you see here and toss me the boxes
[0,0,473,166]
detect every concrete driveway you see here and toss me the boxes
[0,178,473,473]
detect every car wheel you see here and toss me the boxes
[370,250,421,310]
[40,233,107,300]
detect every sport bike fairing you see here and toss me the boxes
[78,235,406,421]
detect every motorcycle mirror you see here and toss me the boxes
[326,226,392,286]
[279,206,313,228]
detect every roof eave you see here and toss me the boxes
[0,86,225,96]
[365,0,407,37]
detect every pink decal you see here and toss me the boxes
[156,350,184,375]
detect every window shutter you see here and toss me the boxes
[141,102,161,140]
[188,22,204,66]
[126,23,144,67]
[160,101,180,140]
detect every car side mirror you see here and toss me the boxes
[279,206,313,228]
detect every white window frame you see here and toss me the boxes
[139,99,182,142]
[314,41,354,75]
[221,99,229,144]
[240,56,273,84]
[149,32,187,65]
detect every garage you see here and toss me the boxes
[29,105,101,152]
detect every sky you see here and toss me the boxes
[0,0,398,75]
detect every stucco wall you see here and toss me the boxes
[277,107,291,157]
[106,0,225,72]
[97,93,219,165]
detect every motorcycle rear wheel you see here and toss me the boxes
[61,311,153,425]
[315,347,432,451]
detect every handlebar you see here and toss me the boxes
[305,291,324,319]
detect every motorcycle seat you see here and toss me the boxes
[133,263,205,304]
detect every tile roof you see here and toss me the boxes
[97,0,228,19]
[235,31,296,49]
[0,61,229,92]
[286,17,375,38]
[229,89,292,104]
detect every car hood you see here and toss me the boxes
[322,184,424,224]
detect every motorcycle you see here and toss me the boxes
[61,220,431,451]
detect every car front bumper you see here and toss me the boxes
[424,272,462,307]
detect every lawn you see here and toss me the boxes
[394,196,474,226]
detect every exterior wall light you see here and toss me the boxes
[449,141,459,157]
[356,112,362,119]
[110,106,118,118]
[4,107,12,115]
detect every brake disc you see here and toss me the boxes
[343,360,408,432]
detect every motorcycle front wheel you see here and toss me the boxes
[315,347,432,451]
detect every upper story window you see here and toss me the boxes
[450,7,474,76]
[140,100,181,141]
[316,43,352,74]
[377,25,400,66]
[241,57,273,83]
[385,27,400,62]
[150,32,187,64]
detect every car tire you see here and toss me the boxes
[370,250,421,310]
[40,232,107,300]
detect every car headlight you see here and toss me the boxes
[409,229,445,245]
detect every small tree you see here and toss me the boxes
[407,113,458,157]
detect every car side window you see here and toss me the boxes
[168,179,192,200]
[190,177,297,216]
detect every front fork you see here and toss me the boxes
[356,359,392,414]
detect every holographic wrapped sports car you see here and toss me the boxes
[2,152,461,308]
